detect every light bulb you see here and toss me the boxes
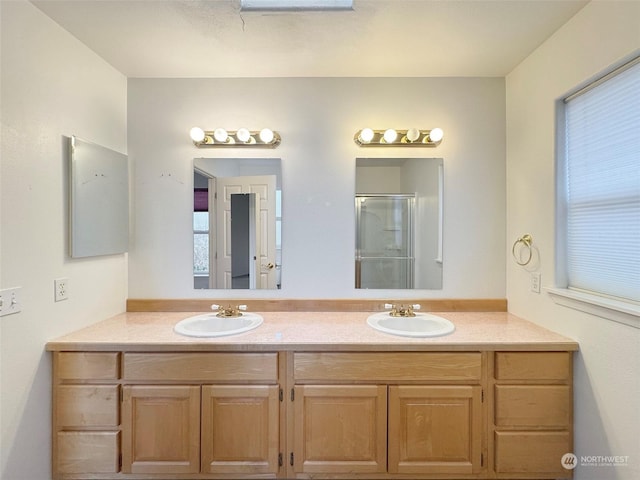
[429,128,443,143]
[406,128,420,142]
[259,128,274,143]
[213,128,228,143]
[236,128,251,143]
[383,129,398,143]
[190,127,205,143]
[359,128,374,144]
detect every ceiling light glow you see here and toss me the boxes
[241,0,353,11]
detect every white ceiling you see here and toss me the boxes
[31,0,589,78]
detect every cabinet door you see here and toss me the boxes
[293,385,387,474]
[201,385,279,474]
[121,385,200,474]
[389,385,483,475]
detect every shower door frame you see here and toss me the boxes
[355,194,416,289]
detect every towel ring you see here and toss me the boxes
[512,234,533,266]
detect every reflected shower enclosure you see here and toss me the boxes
[355,158,443,290]
[356,195,415,289]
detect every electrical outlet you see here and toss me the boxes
[530,272,541,294]
[0,287,22,316]
[54,278,69,302]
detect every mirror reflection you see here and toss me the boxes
[69,136,128,258]
[193,158,281,290]
[355,158,443,289]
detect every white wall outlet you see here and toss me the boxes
[0,287,22,317]
[54,278,69,302]
[530,272,541,294]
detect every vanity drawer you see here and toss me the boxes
[57,431,120,474]
[123,352,278,382]
[56,352,120,381]
[495,352,570,381]
[494,431,570,474]
[294,352,482,383]
[495,385,570,427]
[57,385,120,427]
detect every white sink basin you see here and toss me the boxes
[367,312,455,338]
[174,312,263,338]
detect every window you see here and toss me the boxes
[553,57,640,325]
[193,210,210,276]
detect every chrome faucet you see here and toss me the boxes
[211,304,247,318]
[384,303,421,317]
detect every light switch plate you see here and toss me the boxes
[0,287,22,316]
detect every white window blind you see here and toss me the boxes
[563,58,640,303]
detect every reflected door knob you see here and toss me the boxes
[265,262,275,269]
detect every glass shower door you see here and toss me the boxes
[355,194,415,289]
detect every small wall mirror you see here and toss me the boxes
[69,136,129,258]
[355,158,443,289]
[193,158,281,289]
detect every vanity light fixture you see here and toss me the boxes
[354,128,444,147]
[383,128,398,143]
[189,127,281,148]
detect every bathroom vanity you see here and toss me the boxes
[47,307,577,480]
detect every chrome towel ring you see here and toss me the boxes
[512,234,533,266]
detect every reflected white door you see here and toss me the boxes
[215,175,277,289]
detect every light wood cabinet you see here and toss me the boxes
[290,352,485,477]
[201,385,280,474]
[53,352,121,476]
[52,348,573,480]
[492,352,573,478]
[121,385,201,474]
[293,385,388,474]
[388,385,483,475]
[52,351,281,479]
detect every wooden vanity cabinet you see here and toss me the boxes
[52,351,281,479]
[491,352,573,479]
[291,352,486,477]
[52,348,574,480]
[53,352,121,476]
[120,352,281,476]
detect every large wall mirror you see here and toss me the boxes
[355,158,443,289]
[193,158,281,290]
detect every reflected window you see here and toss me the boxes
[193,211,209,276]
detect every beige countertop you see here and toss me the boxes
[46,311,578,352]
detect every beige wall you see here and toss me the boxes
[0,1,128,478]
[506,2,640,479]
[127,77,506,299]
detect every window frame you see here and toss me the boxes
[552,56,640,328]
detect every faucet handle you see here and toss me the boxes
[211,304,221,311]
[384,303,393,310]
[412,304,421,311]
[238,304,247,311]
